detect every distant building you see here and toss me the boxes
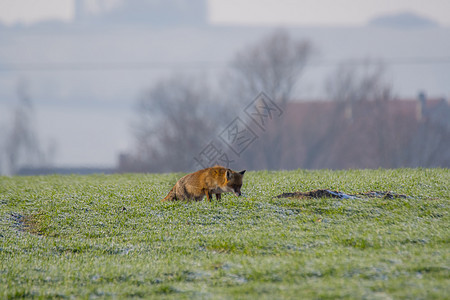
[74,0,86,23]
[241,94,450,170]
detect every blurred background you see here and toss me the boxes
[0,0,449,175]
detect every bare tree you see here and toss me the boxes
[227,29,315,170]
[3,80,47,175]
[296,62,450,169]
[228,28,315,105]
[303,60,401,169]
[124,30,315,172]
[403,96,450,167]
[326,60,392,105]
[127,75,222,172]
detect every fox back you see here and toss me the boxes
[162,165,246,202]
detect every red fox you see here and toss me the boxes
[162,165,246,202]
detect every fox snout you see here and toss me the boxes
[232,185,243,197]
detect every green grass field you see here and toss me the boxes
[1,169,449,299]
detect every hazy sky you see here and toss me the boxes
[0,0,72,25]
[0,0,449,26]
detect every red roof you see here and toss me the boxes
[256,98,442,169]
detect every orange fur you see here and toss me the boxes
[162,165,245,202]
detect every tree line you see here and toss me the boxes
[119,29,450,172]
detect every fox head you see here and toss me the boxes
[225,169,246,196]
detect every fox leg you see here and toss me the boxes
[205,191,212,202]
[215,193,221,201]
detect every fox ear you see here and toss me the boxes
[239,170,246,176]
[226,169,232,180]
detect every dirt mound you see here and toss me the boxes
[9,212,42,235]
[275,189,409,199]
